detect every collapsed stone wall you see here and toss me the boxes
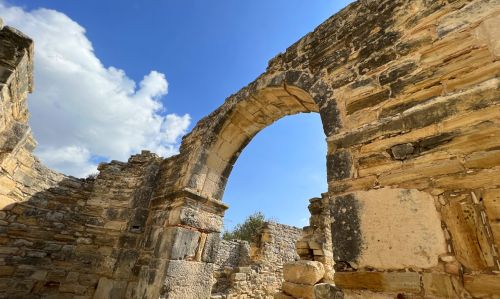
[0,21,167,299]
[1,0,500,298]
[212,239,250,294]
[211,222,302,299]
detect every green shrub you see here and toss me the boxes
[222,212,267,242]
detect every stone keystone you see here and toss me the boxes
[283,260,325,285]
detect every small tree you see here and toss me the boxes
[222,212,267,242]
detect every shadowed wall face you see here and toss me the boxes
[1,0,500,298]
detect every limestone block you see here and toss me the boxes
[441,198,495,270]
[464,274,500,297]
[155,226,200,260]
[282,281,314,299]
[274,292,294,299]
[283,260,325,285]
[390,143,414,160]
[308,241,321,250]
[201,232,221,263]
[168,202,224,233]
[162,261,214,299]
[313,283,344,299]
[0,176,16,195]
[434,167,500,189]
[0,195,16,210]
[465,150,500,170]
[491,222,500,249]
[331,188,446,270]
[231,272,246,281]
[237,266,251,273]
[296,241,309,249]
[483,189,500,220]
[341,290,398,299]
[113,249,139,279]
[93,278,127,299]
[334,272,421,293]
[422,273,456,298]
[475,16,500,58]
[59,283,87,295]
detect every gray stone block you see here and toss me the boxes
[155,226,201,260]
[93,278,127,299]
[201,232,221,263]
[162,260,214,299]
[313,283,344,299]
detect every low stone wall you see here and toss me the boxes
[211,222,302,299]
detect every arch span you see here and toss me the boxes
[175,70,342,201]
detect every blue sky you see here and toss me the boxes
[1,0,352,229]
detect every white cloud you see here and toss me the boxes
[36,146,97,178]
[0,2,191,177]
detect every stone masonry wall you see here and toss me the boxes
[212,239,250,294]
[1,0,500,298]
[211,222,302,299]
[0,20,166,298]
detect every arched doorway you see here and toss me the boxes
[136,70,342,299]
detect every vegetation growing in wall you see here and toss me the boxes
[223,212,267,242]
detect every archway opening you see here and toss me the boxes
[167,74,339,299]
[182,78,334,298]
[222,112,326,230]
[211,111,327,297]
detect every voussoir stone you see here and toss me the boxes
[283,260,325,285]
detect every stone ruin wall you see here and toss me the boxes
[211,222,302,299]
[1,0,500,298]
[0,23,169,298]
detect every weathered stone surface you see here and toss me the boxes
[274,292,294,299]
[313,283,344,299]
[93,278,127,299]
[342,290,398,299]
[483,189,500,221]
[162,261,215,299]
[212,222,301,298]
[422,273,457,298]
[156,226,201,260]
[282,281,314,299]
[283,260,325,285]
[327,150,352,181]
[332,188,446,270]
[201,232,220,263]
[441,196,495,270]
[334,272,421,293]
[390,143,414,160]
[330,193,362,264]
[463,274,500,297]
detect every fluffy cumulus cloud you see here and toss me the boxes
[0,2,191,177]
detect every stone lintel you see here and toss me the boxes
[168,189,229,215]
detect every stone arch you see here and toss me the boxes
[175,70,342,201]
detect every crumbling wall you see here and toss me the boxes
[0,21,166,298]
[211,222,302,299]
[1,0,500,298]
